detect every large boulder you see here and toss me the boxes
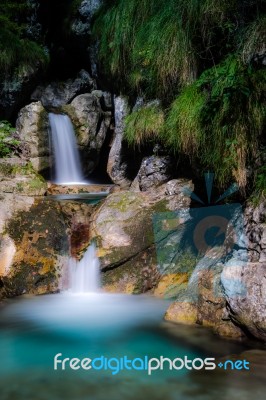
[165,253,244,338]
[90,179,193,293]
[132,155,174,191]
[31,70,96,109]
[165,200,266,341]
[16,101,50,175]
[64,91,112,174]
[220,200,266,340]
[0,196,68,299]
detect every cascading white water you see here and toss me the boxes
[48,113,85,184]
[68,242,100,293]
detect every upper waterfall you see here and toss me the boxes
[48,113,86,184]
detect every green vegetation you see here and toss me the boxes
[0,0,48,77]
[94,0,264,98]
[165,56,265,188]
[124,103,164,145]
[242,15,266,64]
[124,56,265,189]
[94,0,265,190]
[0,120,19,157]
[251,165,266,204]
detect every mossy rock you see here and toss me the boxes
[91,182,193,294]
[1,199,68,298]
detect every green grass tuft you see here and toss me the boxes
[124,103,164,146]
[93,0,262,99]
[165,56,266,188]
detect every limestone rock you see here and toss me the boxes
[64,92,112,174]
[165,200,266,341]
[90,180,193,293]
[107,96,131,188]
[165,302,198,325]
[31,70,96,109]
[134,155,174,191]
[164,251,244,339]
[0,196,68,299]
[221,261,266,341]
[71,0,103,37]
[245,201,266,262]
[47,183,112,196]
[0,65,40,121]
[16,101,50,175]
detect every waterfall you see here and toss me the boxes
[48,113,85,184]
[68,242,100,293]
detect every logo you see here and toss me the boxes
[53,353,250,375]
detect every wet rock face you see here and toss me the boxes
[71,0,103,77]
[220,201,266,341]
[0,197,68,299]
[0,0,44,120]
[221,261,266,341]
[163,236,245,339]
[165,200,266,341]
[245,202,266,262]
[0,67,41,121]
[218,202,266,341]
[26,0,42,41]
[71,0,103,37]
[31,70,96,109]
[59,201,95,260]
